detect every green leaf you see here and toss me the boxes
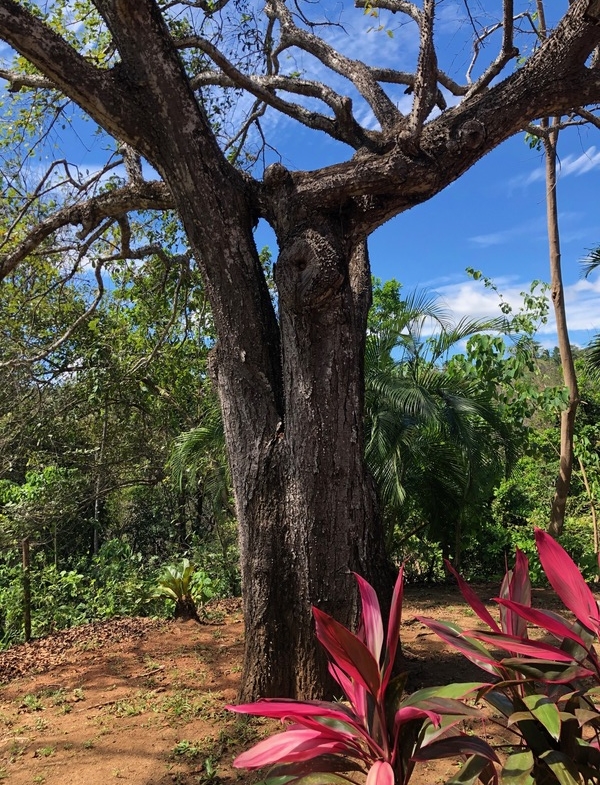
[501,749,534,785]
[446,754,496,785]
[522,694,561,741]
[539,751,580,785]
[407,683,490,703]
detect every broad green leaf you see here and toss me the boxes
[446,754,498,785]
[501,749,534,785]
[539,750,580,785]
[522,694,561,741]
[407,683,490,704]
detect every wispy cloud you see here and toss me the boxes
[468,216,546,248]
[430,276,600,342]
[510,146,600,189]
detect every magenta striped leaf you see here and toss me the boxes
[227,699,356,722]
[366,760,394,785]
[232,728,352,768]
[445,559,500,633]
[355,572,384,664]
[494,598,590,649]
[417,617,503,675]
[467,629,576,661]
[394,706,441,728]
[535,528,600,633]
[382,566,404,691]
[313,606,381,697]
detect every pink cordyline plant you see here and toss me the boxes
[227,568,499,785]
[420,529,600,784]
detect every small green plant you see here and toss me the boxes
[172,739,203,758]
[34,746,55,758]
[155,559,200,621]
[21,694,43,712]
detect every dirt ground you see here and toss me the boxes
[0,586,559,785]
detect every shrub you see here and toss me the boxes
[420,529,600,784]
[227,570,498,785]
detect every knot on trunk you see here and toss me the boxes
[275,228,345,309]
[457,119,486,149]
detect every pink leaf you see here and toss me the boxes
[535,528,600,633]
[494,599,589,649]
[467,629,576,661]
[313,607,381,697]
[328,662,368,728]
[382,566,404,691]
[395,706,441,728]
[417,617,503,675]
[445,559,500,633]
[232,728,350,769]
[366,760,394,785]
[355,573,384,664]
[227,699,356,722]
[504,549,531,638]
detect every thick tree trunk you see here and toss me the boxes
[544,124,580,537]
[233,236,391,700]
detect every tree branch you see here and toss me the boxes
[0,181,173,281]
[190,63,377,149]
[267,0,403,130]
[0,0,131,135]
[354,0,421,26]
[405,0,437,140]
[0,67,55,91]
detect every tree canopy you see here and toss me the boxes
[1,0,600,700]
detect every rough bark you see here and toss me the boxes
[544,124,580,537]
[1,0,600,700]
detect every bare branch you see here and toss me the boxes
[576,106,600,129]
[267,0,402,130]
[405,0,437,139]
[0,181,173,281]
[2,158,122,252]
[189,55,376,149]
[0,67,55,91]
[464,6,522,99]
[354,0,421,26]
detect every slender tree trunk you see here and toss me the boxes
[577,455,598,555]
[544,122,580,537]
[93,394,109,555]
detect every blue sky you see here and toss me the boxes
[1,1,599,350]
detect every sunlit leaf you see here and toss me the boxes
[501,749,534,785]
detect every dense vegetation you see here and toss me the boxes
[1,264,600,648]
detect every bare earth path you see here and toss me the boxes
[0,587,554,785]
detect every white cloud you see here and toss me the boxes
[510,146,600,189]
[430,276,600,342]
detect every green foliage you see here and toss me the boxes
[423,532,600,785]
[366,282,517,561]
[0,540,164,647]
[156,558,196,602]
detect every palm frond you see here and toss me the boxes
[581,246,600,279]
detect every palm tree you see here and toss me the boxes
[364,291,514,566]
[168,391,235,556]
[582,247,600,379]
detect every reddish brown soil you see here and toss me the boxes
[0,587,560,785]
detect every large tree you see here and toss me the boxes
[0,0,599,700]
